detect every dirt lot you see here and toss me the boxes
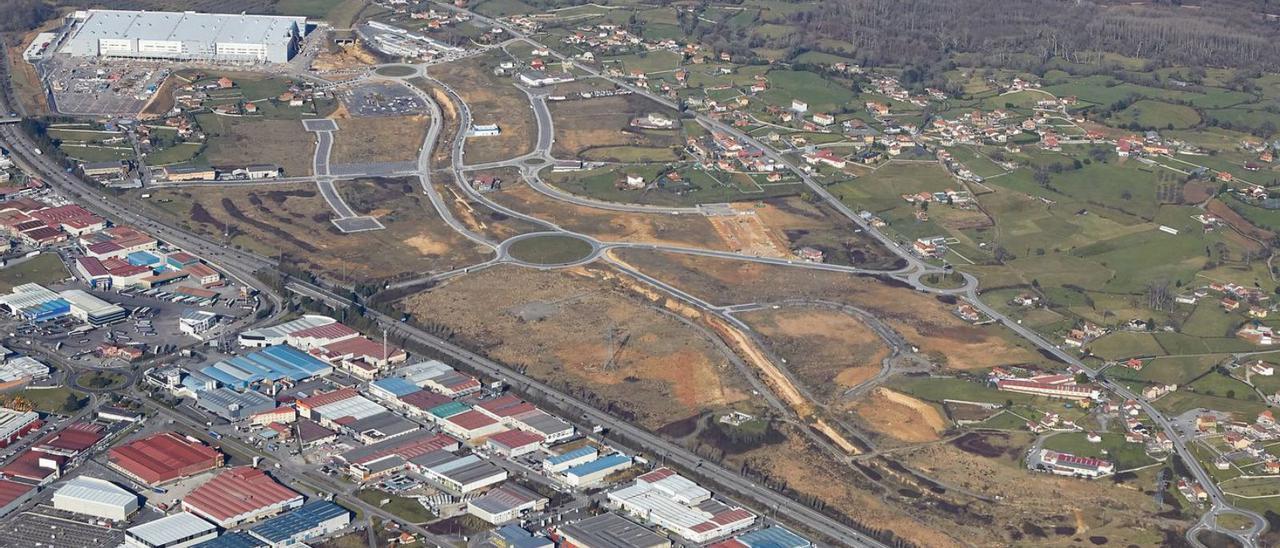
[851,388,946,443]
[196,115,314,177]
[899,433,1180,546]
[548,94,682,159]
[709,209,789,258]
[311,42,379,72]
[145,179,490,282]
[756,197,904,269]
[432,55,535,164]
[400,264,752,429]
[614,249,1047,370]
[738,306,887,403]
[330,109,430,164]
[490,181,731,250]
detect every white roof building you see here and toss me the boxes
[0,356,50,385]
[239,315,337,347]
[61,10,308,63]
[53,476,139,521]
[125,511,217,548]
[607,468,756,543]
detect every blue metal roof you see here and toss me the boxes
[372,377,420,398]
[200,346,331,390]
[735,526,812,548]
[126,251,161,267]
[564,454,630,477]
[248,501,350,543]
[192,532,266,548]
[493,525,554,548]
[545,446,596,465]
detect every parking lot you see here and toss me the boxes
[43,57,170,116]
[341,81,426,117]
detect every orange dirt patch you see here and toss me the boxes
[1183,181,1216,204]
[739,307,888,403]
[708,210,789,257]
[852,388,946,443]
[400,264,751,428]
[1206,198,1276,241]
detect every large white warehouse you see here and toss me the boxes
[52,476,139,521]
[60,10,308,63]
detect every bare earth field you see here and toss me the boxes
[899,432,1178,546]
[432,57,535,164]
[548,95,682,160]
[330,110,430,164]
[614,249,1047,370]
[400,264,752,428]
[738,306,887,403]
[146,179,489,282]
[490,182,731,250]
[850,388,946,443]
[196,115,315,177]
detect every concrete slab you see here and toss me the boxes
[332,216,385,233]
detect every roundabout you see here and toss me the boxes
[374,64,418,78]
[500,232,599,267]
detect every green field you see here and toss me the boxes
[506,235,594,265]
[10,386,86,415]
[756,70,857,113]
[0,253,70,291]
[1113,100,1201,129]
[1043,432,1157,471]
[355,489,434,524]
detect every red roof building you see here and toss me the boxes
[400,391,451,415]
[0,479,36,516]
[182,467,303,527]
[108,432,224,486]
[475,395,537,422]
[486,429,544,457]
[34,422,104,457]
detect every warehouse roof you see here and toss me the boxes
[488,429,544,450]
[370,377,421,398]
[344,412,420,440]
[468,483,544,516]
[184,467,301,524]
[565,454,631,478]
[339,430,458,466]
[53,476,137,509]
[192,531,266,548]
[240,315,337,344]
[127,512,216,547]
[559,512,668,548]
[546,446,597,466]
[718,526,811,548]
[0,479,35,509]
[109,432,221,485]
[63,10,307,56]
[248,501,349,544]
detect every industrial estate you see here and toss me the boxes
[0,0,1277,546]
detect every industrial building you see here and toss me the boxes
[562,453,632,487]
[409,450,507,494]
[399,360,481,396]
[543,446,598,473]
[511,410,575,443]
[607,468,756,543]
[295,387,387,428]
[440,409,505,440]
[343,411,421,444]
[0,356,49,390]
[61,10,309,64]
[486,429,544,458]
[710,526,814,548]
[200,345,333,389]
[337,430,458,481]
[557,512,671,548]
[183,467,303,527]
[246,500,351,547]
[487,525,555,548]
[125,511,218,548]
[109,432,224,486]
[60,289,129,325]
[194,387,276,421]
[0,283,70,322]
[466,483,548,525]
[239,315,340,348]
[0,479,37,519]
[52,476,139,521]
[0,406,41,447]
